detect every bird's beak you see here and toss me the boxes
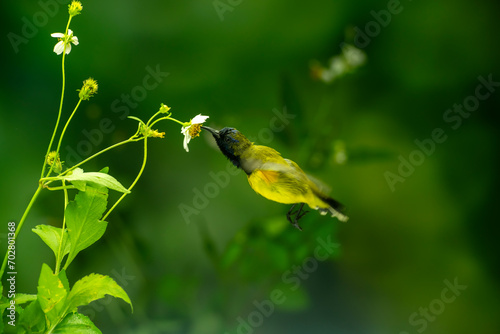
[201,126,220,138]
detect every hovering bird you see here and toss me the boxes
[202,126,348,230]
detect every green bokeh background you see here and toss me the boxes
[1,0,499,333]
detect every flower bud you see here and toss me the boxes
[46,151,63,174]
[159,103,171,114]
[68,1,83,16]
[78,78,98,100]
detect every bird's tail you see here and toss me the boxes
[314,191,349,222]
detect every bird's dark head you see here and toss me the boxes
[202,126,252,168]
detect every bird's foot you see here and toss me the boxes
[292,221,303,231]
[286,203,307,231]
[297,209,309,220]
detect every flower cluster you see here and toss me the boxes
[50,2,211,154]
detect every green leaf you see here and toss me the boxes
[52,312,101,334]
[60,168,130,193]
[59,269,71,293]
[18,300,46,333]
[71,180,87,192]
[32,225,70,262]
[66,273,133,313]
[98,166,109,174]
[70,167,110,192]
[37,264,69,328]
[65,187,108,268]
[15,293,38,305]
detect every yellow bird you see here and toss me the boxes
[202,126,349,230]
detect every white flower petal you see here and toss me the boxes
[64,43,72,54]
[191,114,209,124]
[53,41,65,55]
[67,29,73,35]
[71,36,79,45]
[181,125,192,152]
[51,32,64,38]
[183,133,191,152]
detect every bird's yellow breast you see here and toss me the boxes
[248,169,313,205]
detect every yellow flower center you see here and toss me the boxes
[189,124,202,138]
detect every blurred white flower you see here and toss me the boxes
[311,43,366,84]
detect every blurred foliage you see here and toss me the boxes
[1,0,500,333]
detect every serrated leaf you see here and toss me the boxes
[65,187,108,268]
[33,225,70,262]
[18,300,46,333]
[37,264,69,328]
[52,312,102,334]
[66,273,133,313]
[60,168,130,193]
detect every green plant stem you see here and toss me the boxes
[101,137,149,221]
[54,99,82,156]
[146,110,170,127]
[44,185,76,191]
[150,115,184,128]
[55,181,69,274]
[57,135,141,179]
[0,184,43,281]
[41,17,73,179]
[41,55,67,178]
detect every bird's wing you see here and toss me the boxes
[258,160,311,190]
[305,173,332,195]
[240,145,283,174]
[284,159,332,194]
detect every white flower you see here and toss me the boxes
[51,29,79,55]
[181,114,209,152]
